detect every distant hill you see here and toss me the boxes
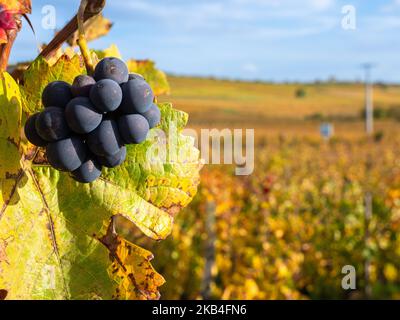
[159,76,400,131]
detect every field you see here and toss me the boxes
[160,76,400,136]
[128,76,400,300]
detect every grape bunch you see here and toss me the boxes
[24,57,161,183]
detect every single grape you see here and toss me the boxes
[89,79,122,113]
[118,114,149,144]
[42,81,72,108]
[24,113,48,147]
[93,57,129,84]
[128,73,145,81]
[46,136,87,172]
[97,146,127,168]
[35,107,70,142]
[65,97,103,134]
[70,158,102,183]
[142,103,161,129]
[120,78,154,114]
[71,75,96,97]
[87,119,122,156]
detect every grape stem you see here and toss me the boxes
[77,0,95,75]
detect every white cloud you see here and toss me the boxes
[112,0,337,20]
[309,0,335,11]
[110,0,338,38]
[232,0,334,11]
[362,16,400,30]
[381,0,400,12]
[242,63,259,74]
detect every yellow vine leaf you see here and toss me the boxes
[96,44,123,60]
[127,59,170,96]
[67,14,113,46]
[94,44,170,96]
[0,53,201,299]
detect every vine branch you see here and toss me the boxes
[1,1,104,72]
[39,0,105,61]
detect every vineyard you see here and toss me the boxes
[142,136,400,299]
[0,0,399,301]
[142,78,400,300]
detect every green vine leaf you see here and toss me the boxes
[21,55,86,114]
[0,53,202,299]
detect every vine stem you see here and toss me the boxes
[0,1,105,72]
[39,0,105,60]
[77,0,94,75]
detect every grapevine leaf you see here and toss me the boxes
[94,44,122,60]
[127,60,170,96]
[85,44,170,95]
[0,0,31,15]
[101,228,165,300]
[67,14,113,46]
[0,53,201,299]
[0,0,31,44]
[0,28,6,44]
[0,72,21,179]
[21,55,86,114]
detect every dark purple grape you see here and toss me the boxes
[142,104,161,129]
[118,114,149,144]
[120,78,154,114]
[35,107,70,142]
[87,119,122,156]
[89,79,122,113]
[71,75,96,97]
[42,81,72,108]
[128,73,144,81]
[46,136,87,172]
[65,97,103,134]
[24,113,48,147]
[93,57,129,84]
[97,146,126,168]
[70,158,102,183]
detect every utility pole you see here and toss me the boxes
[361,63,376,297]
[361,63,375,135]
[359,63,376,298]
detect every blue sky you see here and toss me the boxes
[10,0,400,82]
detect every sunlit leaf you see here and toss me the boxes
[0,52,201,299]
[67,14,113,46]
[127,60,170,96]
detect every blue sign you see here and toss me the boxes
[320,123,334,139]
